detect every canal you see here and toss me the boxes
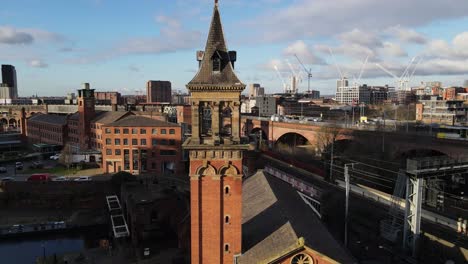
[0,227,109,264]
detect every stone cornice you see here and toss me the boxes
[187,84,246,92]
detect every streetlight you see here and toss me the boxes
[41,242,46,263]
[344,163,358,247]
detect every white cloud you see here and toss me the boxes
[0,26,33,45]
[338,29,382,48]
[453,32,468,51]
[385,25,427,44]
[379,42,407,58]
[424,32,468,59]
[23,28,66,43]
[68,15,202,63]
[283,40,325,65]
[29,59,48,68]
[315,43,377,60]
[243,0,468,42]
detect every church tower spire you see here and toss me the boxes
[184,1,248,264]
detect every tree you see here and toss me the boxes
[315,125,342,157]
[59,143,74,169]
[316,125,342,182]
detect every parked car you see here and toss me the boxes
[30,161,44,169]
[50,154,61,160]
[52,176,69,182]
[74,176,91,182]
[1,177,14,183]
[27,173,51,182]
[0,167,7,173]
[15,162,23,170]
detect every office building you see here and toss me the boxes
[241,96,277,116]
[248,83,265,98]
[335,84,371,105]
[146,81,172,103]
[416,97,468,125]
[0,65,18,99]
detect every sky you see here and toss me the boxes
[1,0,468,96]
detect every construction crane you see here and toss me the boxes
[354,55,369,88]
[294,54,313,93]
[286,59,301,94]
[328,48,345,80]
[274,65,289,93]
[376,56,418,91]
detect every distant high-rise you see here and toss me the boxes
[249,83,260,97]
[146,80,171,103]
[0,64,18,99]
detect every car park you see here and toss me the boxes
[52,176,69,182]
[30,161,44,169]
[27,173,51,182]
[1,177,14,182]
[74,176,91,182]
[50,154,61,160]
[15,162,23,170]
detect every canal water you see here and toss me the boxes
[0,227,108,264]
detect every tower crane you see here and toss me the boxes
[376,56,418,91]
[286,59,301,94]
[355,55,369,88]
[328,48,345,80]
[294,54,313,94]
[274,65,289,93]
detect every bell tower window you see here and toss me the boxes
[213,57,221,72]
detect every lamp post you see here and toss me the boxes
[41,242,46,264]
[344,163,357,247]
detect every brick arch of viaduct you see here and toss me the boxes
[0,106,47,127]
[242,118,467,157]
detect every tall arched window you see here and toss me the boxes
[224,243,230,253]
[225,215,231,224]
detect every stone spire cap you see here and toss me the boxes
[187,2,245,91]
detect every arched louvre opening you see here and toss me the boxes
[221,102,232,137]
[201,102,212,137]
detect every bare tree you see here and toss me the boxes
[315,125,342,156]
[59,143,74,169]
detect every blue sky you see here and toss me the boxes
[1,0,468,96]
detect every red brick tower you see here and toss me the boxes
[77,83,95,150]
[183,1,247,263]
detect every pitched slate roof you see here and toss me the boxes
[187,3,244,90]
[107,115,179,128]
[240,170,355,264]
[68,112,79,121]
[28,113,67,126]
[91,111,130,125]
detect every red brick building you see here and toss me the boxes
[443,87,466,100]
[67,113,80,150]
[95,91,122,105]
[102,115,182,175]
[26,113,68,146]
[146,80,172,103]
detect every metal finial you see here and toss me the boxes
[215,0,219,6]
